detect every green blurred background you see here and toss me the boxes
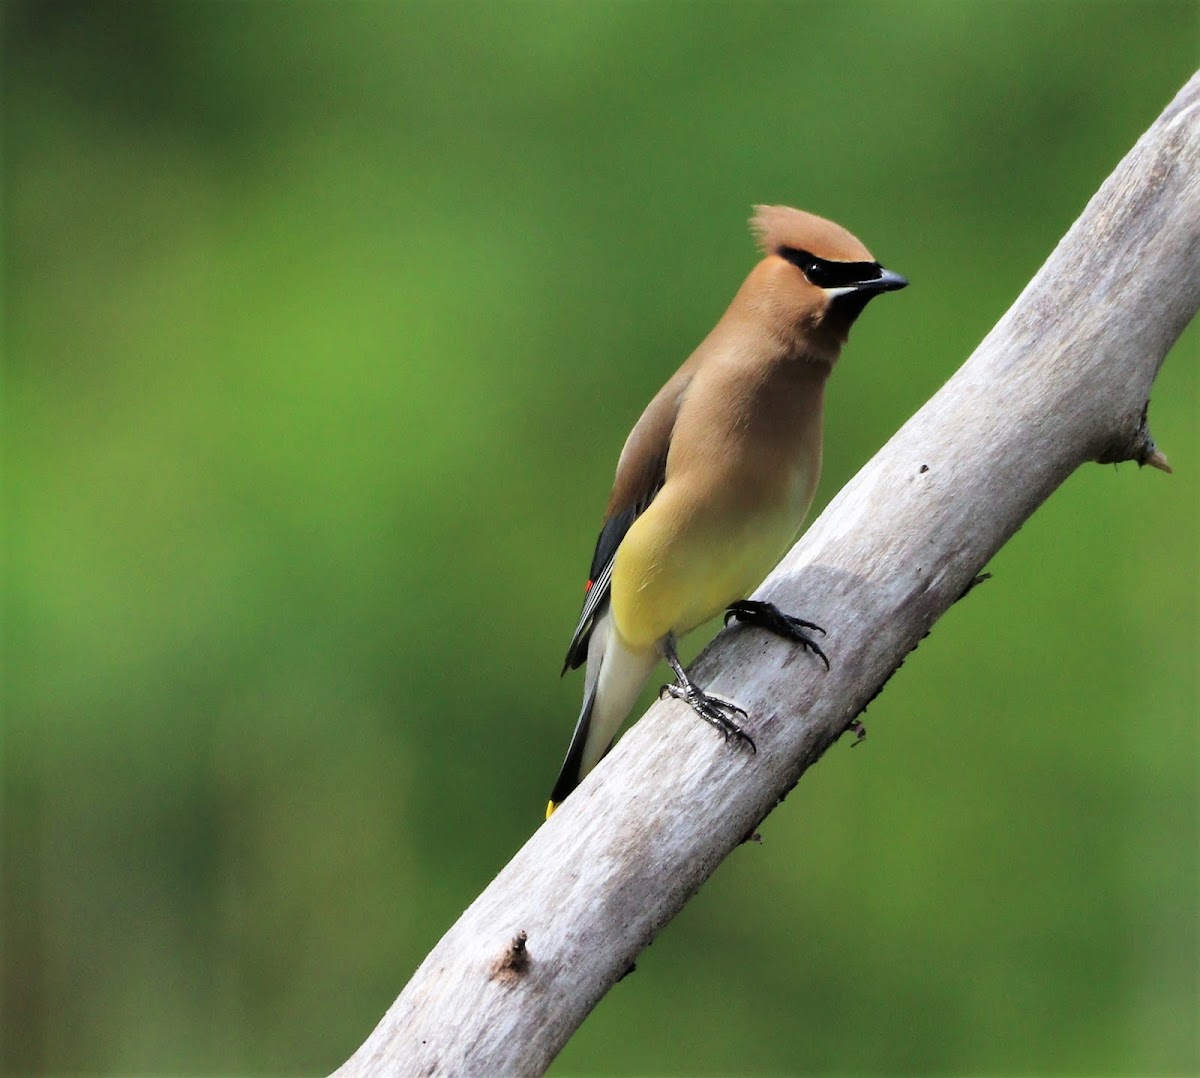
[3,2,1197,1075]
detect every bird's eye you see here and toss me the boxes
[804,260,832,287]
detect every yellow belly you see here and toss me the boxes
[610,492,801,651]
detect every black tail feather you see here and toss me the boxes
[547,680,599,814]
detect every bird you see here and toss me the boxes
[546,205,906,819]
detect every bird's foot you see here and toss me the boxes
[660,682,756,753]
[725,599,830,670]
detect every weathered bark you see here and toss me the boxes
[335,71,1199,1077]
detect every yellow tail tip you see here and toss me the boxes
[545,800,559,820]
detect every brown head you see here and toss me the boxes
[742,204,907,356]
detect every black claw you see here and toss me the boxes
[662,633,757,756]
[725,600,830,670]
[663,683,757,754]
[805,639,831,671]
[725,600,825,635]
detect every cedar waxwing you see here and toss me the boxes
[547,205,907,818]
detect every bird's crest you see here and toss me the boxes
[750,204,874,263]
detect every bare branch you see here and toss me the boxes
[334,71,1200,1077]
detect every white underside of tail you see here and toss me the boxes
[578,610,660,777]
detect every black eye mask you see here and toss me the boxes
[777,246,886,289]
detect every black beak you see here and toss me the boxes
[828,264,908,323]
[860,266,908,293]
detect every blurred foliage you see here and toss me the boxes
[2,2,1197,1075]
